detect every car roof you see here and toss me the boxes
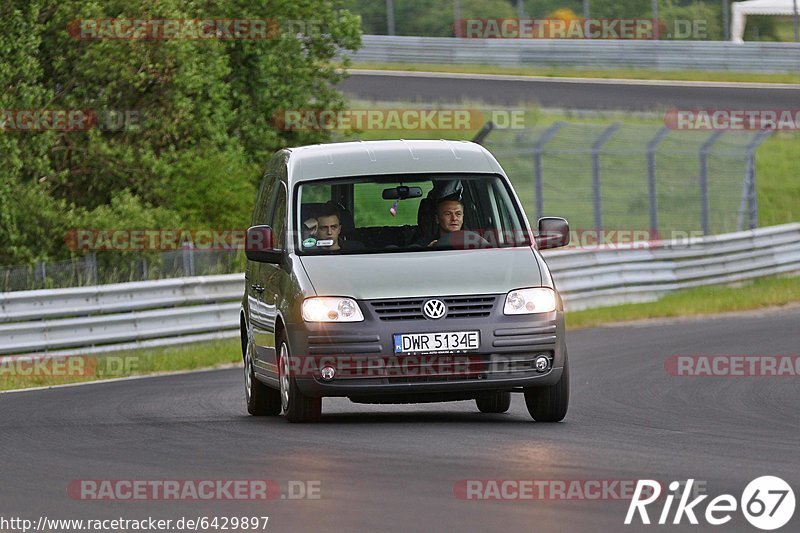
[285,139,504,183]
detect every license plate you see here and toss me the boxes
[393,331,480,354]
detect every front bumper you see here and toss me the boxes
[286,294,566,399]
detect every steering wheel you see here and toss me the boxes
[433,230,492,250]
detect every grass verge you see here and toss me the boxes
[0,338,240,392]
[348,62,800,85]
[566,274,800,330]
[2,276,799,392]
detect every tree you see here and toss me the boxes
[0,0,361,265]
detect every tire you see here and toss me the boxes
[524,350,569,422]
[278,333,322,423]
[475,391,511,413]
[244,330,281,416]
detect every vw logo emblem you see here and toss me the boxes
[423,299,447,319]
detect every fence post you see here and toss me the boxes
[35,261,46,288]
[386,0,395,36]
[182,241,195,277]
[723,0,730,41]
[86,252,97,285]
[471,121,494,145]
[532,121,564,221]
[737,129,773,230]
[646,127,670,236]
[698,130,724,235]
[591,123,621,230]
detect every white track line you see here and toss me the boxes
[348,68,800,90]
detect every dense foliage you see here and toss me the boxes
[0,0,360,265]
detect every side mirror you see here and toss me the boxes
[245,225,283,263]
[535,217,570,250]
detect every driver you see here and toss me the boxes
[421,198,464,247]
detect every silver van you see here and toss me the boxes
[241,140,570,422]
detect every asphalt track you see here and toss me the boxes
[2,307,799,532]
[340,70,800,111]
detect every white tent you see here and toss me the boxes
[731,0,799,42]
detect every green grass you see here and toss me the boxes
[567,274,800,330]
[756,132,800,227]
[348,62,800,85]
[0,338,241,392]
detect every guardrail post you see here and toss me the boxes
[532,121,564,220]
[698,130,724,235]
[737,129,773,230]
[591,123,621,230]
[646,127,670,235]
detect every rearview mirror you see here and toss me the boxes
[535,217,570,250]
[245,225,283,263]
[382,186,423,200]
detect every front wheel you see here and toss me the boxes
[475,391,511,413]
[244,333,281,416]
[278,334,322,423]
[524,351,569,422]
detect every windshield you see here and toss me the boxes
[295,174,531,254]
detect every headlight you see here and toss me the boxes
[503,288,556,315]
[302,297,364,322]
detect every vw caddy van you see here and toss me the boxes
[241,140,570,423]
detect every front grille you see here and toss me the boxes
[443,295,496,318]
[369,295,497,321]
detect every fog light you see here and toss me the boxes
[534,355,551,373]
[320,366,336,381]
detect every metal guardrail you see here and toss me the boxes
[350,35,800,73]
[0,274,244,356]
[548,223,800,310]
[0,274,243,323]
[1,224,799,356]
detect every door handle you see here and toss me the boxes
[250,284,265,293]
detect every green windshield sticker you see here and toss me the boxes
[302,237,317,248]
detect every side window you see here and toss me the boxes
[490,180,528,246]
[271,184,287,249]
[252,173,277,226]
[252,152,287,226]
